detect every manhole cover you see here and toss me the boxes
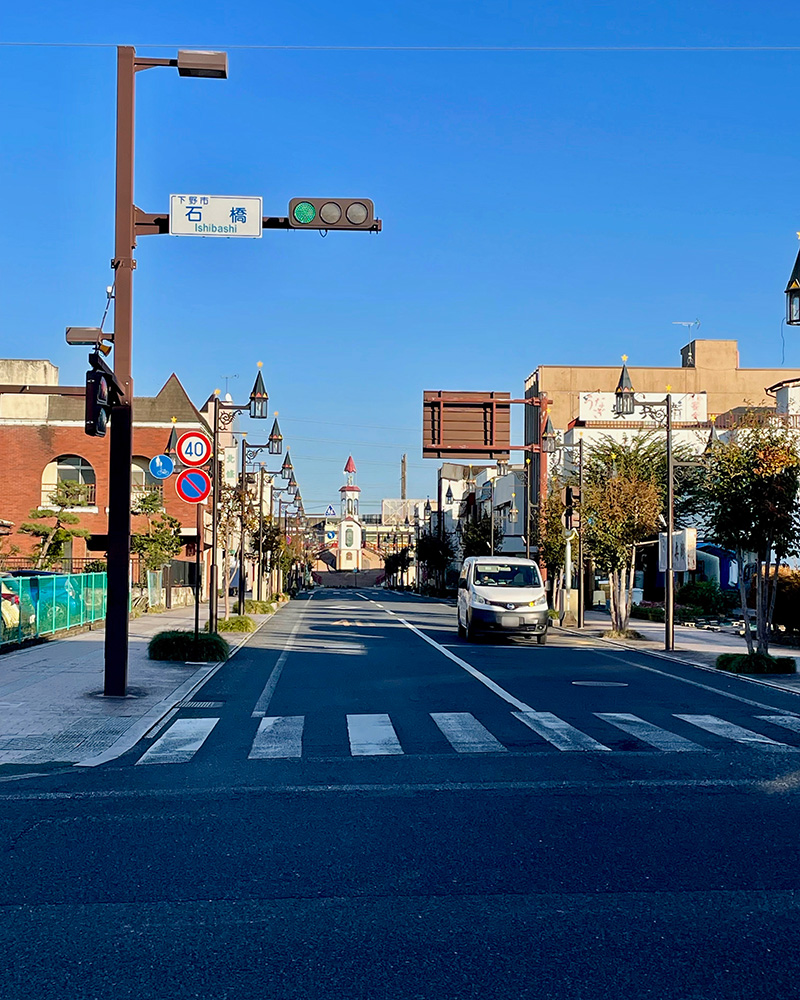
[571,681,629,687]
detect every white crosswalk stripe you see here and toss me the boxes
[136,718,219,765]
[756,716,800,737]
[596,713,704,752]
[249,716,304,759]
[431,712,508,753]
[512,711,612,751]
[674,714,794,749]
[347,713,404,755]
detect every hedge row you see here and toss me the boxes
[148,630,230,662]
[716,652,796,674]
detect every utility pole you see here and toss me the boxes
[401,453,407,500]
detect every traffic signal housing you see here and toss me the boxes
[288,198,380,231]
[85,351,123,437]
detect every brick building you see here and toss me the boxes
[0,359,211,574]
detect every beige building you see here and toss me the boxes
[525,340,799,433]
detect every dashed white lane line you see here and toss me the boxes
[249,716,304,759]
[252,595,314,718]
[347,714,404,756]
[595,713,703,752]
[136,718,219,765]
[431,712,508,753]
[675,715,794,749]
[513,711,612,751]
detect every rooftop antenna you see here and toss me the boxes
[221,373,239,398]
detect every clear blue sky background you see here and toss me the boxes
[3,2,800,511]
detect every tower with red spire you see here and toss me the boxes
[337,455,363,570]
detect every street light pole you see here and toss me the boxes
[666,392,675,651]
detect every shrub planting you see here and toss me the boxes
[214,615,256,633]
[716,652,796,674]
[148,630,230,662]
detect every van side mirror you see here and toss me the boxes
[458,578,468,590]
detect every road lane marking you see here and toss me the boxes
[388,615,535,713]
[674,715,794,748]
[596,650,800,714]
[347,714,404,755]
[595,713,703,752]
[756,716,800,737]
[136,718,219,765]
[252,596,313,718]
[249,716,304,759]
[431,712,508,753]
[513,711,612,751]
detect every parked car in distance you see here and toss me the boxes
[457,555,549,644]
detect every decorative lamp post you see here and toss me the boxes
[612,357,675,651]
[786,248,800,326]
[281,451,293,479]
[268,415,283,455]
[249,363,269,419]
[542,416,557,454]
[445,485,454,504]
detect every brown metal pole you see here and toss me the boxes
[105,45,136,696]
[194,502,202,649]
[238,436,246,616]
[577,436,585,629]
[209,395,220,633]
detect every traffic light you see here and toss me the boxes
[287,198,379,231]
[85,351,122,437]
[565,486,574,529]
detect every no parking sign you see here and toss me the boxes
[175,468,211,504]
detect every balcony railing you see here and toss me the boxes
[132,483,164,501]
[40,482,97,507]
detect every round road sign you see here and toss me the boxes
[175,468,211,504]
[176,431,212,467]
[149,454,175,480]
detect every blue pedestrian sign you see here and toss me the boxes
[325,505,336,516]
[149,454,175,480]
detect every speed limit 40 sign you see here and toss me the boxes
[176,431,212,467]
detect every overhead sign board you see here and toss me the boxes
[169,195,263,238]
[176,431,212,467]
[149,454,175,480]
[176,468,212,504]
[422,390,511,461]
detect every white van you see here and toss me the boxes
[457,555,549,644]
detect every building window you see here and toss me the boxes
[41,455,97,506]
[345,527,354,547]
[132,457,163,501]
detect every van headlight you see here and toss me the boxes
[530,594,548,608]
[473,594,489,605]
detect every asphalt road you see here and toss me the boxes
[3,589,800,999]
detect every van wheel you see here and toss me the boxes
[457,611,466,638]
[464,614,477,642]
[537,632,547,645]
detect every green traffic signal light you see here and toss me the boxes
[292,201,317,225]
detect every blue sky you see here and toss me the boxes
[3,2,800,511]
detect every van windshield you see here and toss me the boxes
[473,564,542,588]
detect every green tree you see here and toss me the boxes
[131,490,183,571]
[700,416,800,656]
[18,481,91,569]
[539,482,566,602]
[216,483,258,618]
[383,547,412,588]
[415,531,456,592]
[461,515,503,559]
[581,449,662,635]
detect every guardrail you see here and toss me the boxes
[0,572,107,647]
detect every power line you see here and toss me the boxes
[4,42,800,52]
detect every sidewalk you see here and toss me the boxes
[0,605,274,771]
[564,609,800,696]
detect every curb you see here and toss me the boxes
[559,625,800,700]
[74,607,282,768]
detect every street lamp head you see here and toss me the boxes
[614,362,636,415]
[281,451,293,479]
[177,50,229,79]
[786,247,800,326]
[424,497,432,516]
[268,417,283,455]
[249,366,269,419]
[542,416,557,454]
[445,485,454,504]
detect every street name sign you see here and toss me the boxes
[149,454,175,480]
[223,447,238,485]
[176,431,212,467]
[176,468,212,504]
[169,195,263,238]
